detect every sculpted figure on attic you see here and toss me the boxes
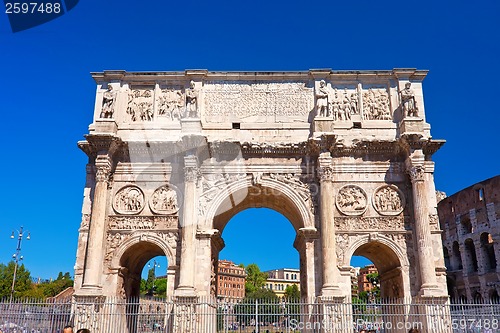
[100,84,116,118]
[400,82,418,117]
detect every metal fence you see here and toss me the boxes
[0,297,499,333]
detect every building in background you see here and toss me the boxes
[357,264,378,294]
[351,267,360,298]
[438,175,500,301]
[216,260,246,299]
[264,268,300,298]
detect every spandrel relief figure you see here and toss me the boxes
[400,82,419,117]
[185,80,198,118]
[315,80,330,117]
[113,186,145,214]
[100,84,116,118]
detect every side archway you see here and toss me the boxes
[346,235,410,299]
[112,232,178,298]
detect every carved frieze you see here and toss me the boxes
[127,88,154,122]
[113,186,145,214]
[158,87,184,121]
[335,216,407,231]
[203,81,313,121]
[362,88,391,120]
[336,185,368,215]
[372,185,405,216]
[108,216,179,230]
[150,185,180,215]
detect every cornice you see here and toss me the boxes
[91,68,429,83]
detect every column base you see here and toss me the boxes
[418,285,446,297]
[174,286,197,297]
[320,285,345,297]
[76,285,103,297]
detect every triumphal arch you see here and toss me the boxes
[73,68,449,330]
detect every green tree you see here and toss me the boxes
[284,284,300,300]
[154,278,167,297]
[0,261,33,298]
[244,263,268,294]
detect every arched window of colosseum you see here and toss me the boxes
[443,247,451,269]
[477,188,485,202]
[461,215,473,234]
[480,232,497,271]
[452,241,463,270]
[464,239,478,273]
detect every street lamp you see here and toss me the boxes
[147,260,160,295]
[148,259,160,278]
[10,226,30,302]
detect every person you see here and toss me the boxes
[400,82,418,117]
[63,325,73,333]
[315,80,329,117]
[76,329,91,333]
[408,329,420,333]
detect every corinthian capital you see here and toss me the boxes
[95,155,112,183]
[407,164,425,183]
[318,166,334,182]
[184,166,200,182]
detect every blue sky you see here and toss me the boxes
[0,0,499,280]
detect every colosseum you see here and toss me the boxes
[438,175,500,301]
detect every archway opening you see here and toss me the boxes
[140,255,168,297]
[210,182,313,300]
[217,208,301,299]
[351,241,404,299]
[119,242,169,299]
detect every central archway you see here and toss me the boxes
[205,178,320,299]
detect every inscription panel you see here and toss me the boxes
[203,81,314,122]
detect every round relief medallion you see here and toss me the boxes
[113,186,145,215]
[372,185,405,216]
[336,185,368,216]
[150,185,180,215]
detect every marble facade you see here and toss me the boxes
[74,68,449,304]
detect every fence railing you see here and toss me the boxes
[0,297,499,333]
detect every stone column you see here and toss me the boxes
[175,155,198,296]
[82,155,112,290]
[406,151,439,296]
[318,153,341,296]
